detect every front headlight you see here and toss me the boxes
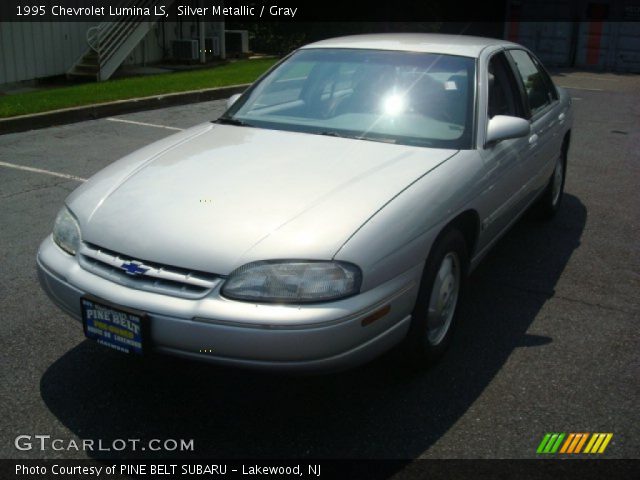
[222,260,362,303]
[52,207,81,255]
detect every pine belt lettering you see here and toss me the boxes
[86,308,140,336]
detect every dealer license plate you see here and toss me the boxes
[81,296,146,355]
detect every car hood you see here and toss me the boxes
[68,123,457,274]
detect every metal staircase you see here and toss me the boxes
[68,0,175,81]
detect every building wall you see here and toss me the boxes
[0,21,97,84]
[0,21,226,85]
[507,21,574,67]
[575,21,640,72]
[510,20,640,72]
[505,0,640,72]
[122,21,225,66]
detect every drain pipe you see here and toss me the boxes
[199,0,206,63]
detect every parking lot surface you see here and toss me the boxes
[0,72,638,461]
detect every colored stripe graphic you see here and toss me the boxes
[550,433,565,453]
[584,433,599,453]
[544,434,559,453]
[567,433,583,453]
[592,434,606,452]
[537,433,551,453]
[560,433,575,453]
[574,433,589,453]
[537,433,565,454]
[539,433,614,454]
[598,433,613,453]
[585,433,614,454]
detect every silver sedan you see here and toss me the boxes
[37,34,572,372]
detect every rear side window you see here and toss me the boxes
[508,50,556,116]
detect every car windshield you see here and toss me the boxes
[222,48,476,149]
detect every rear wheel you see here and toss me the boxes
[405,229,468,366]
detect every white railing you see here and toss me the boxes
[83,0,172,77]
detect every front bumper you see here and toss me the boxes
[37,236,421,372]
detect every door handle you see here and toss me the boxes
[558,112,565,122]
[529,134,539,145]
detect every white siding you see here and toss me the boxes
[122,21,225,66]
[0,21,226,84]
[0,21,97,84]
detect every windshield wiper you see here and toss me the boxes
[317,131,362,140]
[215,117,255,127]
[317,131,397,144]
[317,131,345,137]
[357,134,398,145]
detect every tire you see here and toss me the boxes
[404,228,469,366]
[534,143,567,220]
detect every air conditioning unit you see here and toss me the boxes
[172,39,198,61]
[201,37,220,56]
[225,30,250,55]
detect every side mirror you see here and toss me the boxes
[486,115,530,145]
[226,93,242,109]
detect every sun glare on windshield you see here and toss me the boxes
[225,48,475,149]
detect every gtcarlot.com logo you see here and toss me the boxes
[536,433,613,455]
[14,435,194,452]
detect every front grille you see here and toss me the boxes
[78,242,221,299]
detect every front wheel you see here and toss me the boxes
[535,146,567,219]
[404,229,468,366]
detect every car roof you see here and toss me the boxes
[301,33,520,58]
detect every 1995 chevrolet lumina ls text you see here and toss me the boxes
[37,34,572,372]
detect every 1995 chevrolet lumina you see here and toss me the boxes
[37,34,572,372]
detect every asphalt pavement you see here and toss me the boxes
[0,71,638,462]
